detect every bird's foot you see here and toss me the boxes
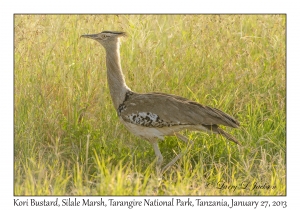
[156,166,163,180]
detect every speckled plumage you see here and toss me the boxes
[117,91,240,145]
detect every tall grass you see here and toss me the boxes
[14,15,286,195]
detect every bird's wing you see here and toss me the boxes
[119,92,239,128]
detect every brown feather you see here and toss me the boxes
[202,124,241,145]
[120,92,240,128]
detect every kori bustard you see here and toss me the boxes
[81,31,240,174]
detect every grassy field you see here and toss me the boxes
[14,15,286,195]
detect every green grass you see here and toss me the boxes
[14,14,286,195]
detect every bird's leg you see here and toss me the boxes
[161,133,194,173]
[151,142,163,176]
[175,133,190,144]
[175,133,194,150]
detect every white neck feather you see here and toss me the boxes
[104,40,131,110]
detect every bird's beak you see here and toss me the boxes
[81,34,98,39]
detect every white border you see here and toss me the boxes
[2,0,298,209]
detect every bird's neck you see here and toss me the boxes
[105,42,131,110]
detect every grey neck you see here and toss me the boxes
[104,41,131,110]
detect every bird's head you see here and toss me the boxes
[81,31,126,49]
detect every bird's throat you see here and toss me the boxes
[105,45,131,110]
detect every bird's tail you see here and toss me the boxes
[217,128,241,146]
[202,124,241,146]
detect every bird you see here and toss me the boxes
[81,31,240,174]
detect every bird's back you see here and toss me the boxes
[117,91,240,144]
[118,91,239,128]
